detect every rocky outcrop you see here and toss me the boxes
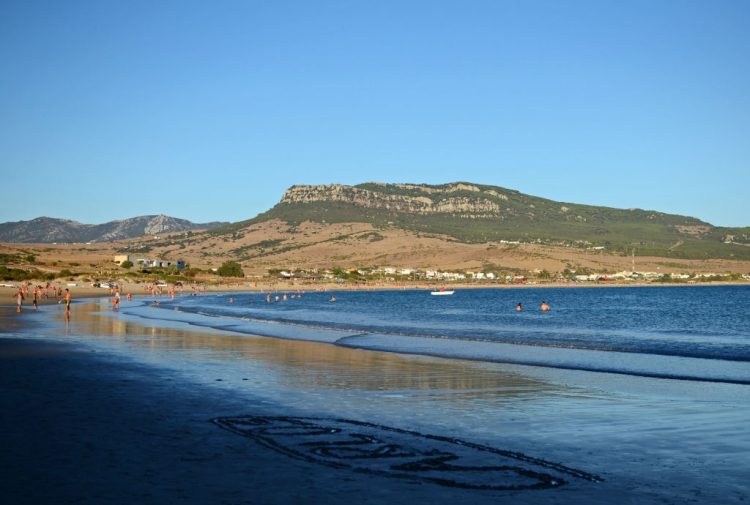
[281,184,502,216]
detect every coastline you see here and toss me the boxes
[0,305,612,504]
[2,278,748,307]
[1,300,748,504]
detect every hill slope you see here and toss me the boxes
[0,215,227,243]
[218,182,749,260]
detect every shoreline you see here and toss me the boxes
[2,299,748,504]
[0,305,617,504]
[2,278,748,306]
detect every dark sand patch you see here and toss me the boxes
[0,336,616,504]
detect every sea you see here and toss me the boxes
[129,285,750,385]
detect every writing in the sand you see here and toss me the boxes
[212,416,602,491]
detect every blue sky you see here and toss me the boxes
[1,0,748,226]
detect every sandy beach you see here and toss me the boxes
[1,298,748,504]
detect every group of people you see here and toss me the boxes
[265,290,304,303]
[516,301,550,312]
[15,285,71,319]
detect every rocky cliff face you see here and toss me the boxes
[281,183,506,218]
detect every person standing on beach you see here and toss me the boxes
[33,287,39,310]
[16,288,24,313]
[64,289,72,319]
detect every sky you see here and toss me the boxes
[1,0,748,227]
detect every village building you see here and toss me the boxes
[114,255,185,270]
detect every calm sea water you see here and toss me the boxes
[132,285,750,384]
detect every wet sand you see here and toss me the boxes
[1,302,748,504]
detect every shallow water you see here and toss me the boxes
[129,286,750,383]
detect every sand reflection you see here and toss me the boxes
[57,301,563,400]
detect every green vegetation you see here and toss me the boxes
[120,260,134,269]
[230,239,285,257]
[233,182,750,261]
[217,261,244,277]
[0,267,55,281]
[0,253,27,265]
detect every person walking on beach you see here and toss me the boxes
[64,289,72,319]
[16,288,24,313]
[33,287,39,310]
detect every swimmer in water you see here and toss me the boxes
[516,303,522,312]
[330,296,336,302]
[541,301,550,312]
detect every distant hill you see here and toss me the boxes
[0,215,227,243]
[215,182,750,260]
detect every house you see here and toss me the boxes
[114,255,185,270]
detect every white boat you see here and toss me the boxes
[430,290,455,296]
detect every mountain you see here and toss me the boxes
[0,215,227,243]
[215,182,750,260]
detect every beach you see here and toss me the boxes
[1,296,748,504]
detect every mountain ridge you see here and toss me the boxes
[221,181,749,260]
[0,215,227,243]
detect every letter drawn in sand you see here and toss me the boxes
[212,416,602,491]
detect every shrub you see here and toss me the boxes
[218,261,244,277]
[120,260,134,269]
[0,267,55,281]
